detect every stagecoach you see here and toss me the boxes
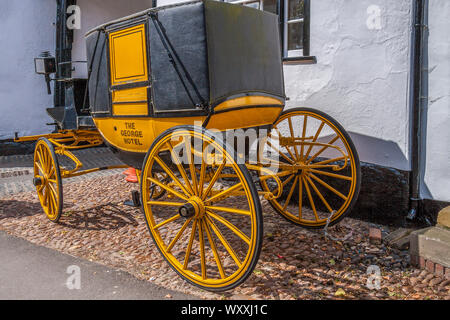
[17,0,361,291]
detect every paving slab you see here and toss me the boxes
[0,231,196,300]
[410,226,450,268]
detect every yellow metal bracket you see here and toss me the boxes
[16,130,127,179]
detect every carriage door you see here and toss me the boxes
[109,24,150,117]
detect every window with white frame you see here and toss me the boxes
[223,0,314,63]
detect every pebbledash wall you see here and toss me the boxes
[0,0,448,220]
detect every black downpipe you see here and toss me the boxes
[407,0,428,222]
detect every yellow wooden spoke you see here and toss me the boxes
[36,147,47,172]
[198,141,209,196]
[47,182,58,201]
[313,156,347,166]
[302,176,319,222]
[166,141,195,195]
[206,182,243,204]
[183,220,197,269]
[283,143,297,162]
[306,136,339,164]
[202,162,225,200]
[306,176,333,213]
[47,189,54,213]
[48,179,58,184]
[272,174,295,196]
[42,146,51,172]
[300,115,308,161]
[147,176,189,201]
[49,187,58,213]
[283,176,298,210]
[185,139,199,196]
[309,173,348,200]
[288,117,300,160]
[43,186,49,206]
[304,121,325,160]
[48,166,56,179]
[36,183,45,193]
[35,161,45,177]
[206,206,251,216]
[202,219,226,279]
[308,168,353,181]
[266,140,295,164]
[275,170,295,178]
[207,211,250,245]
[205,215,242,268]
[198,220,207,280]
[167,218,193,253]
[147,201,184,207]
[154,155,191,197]
[154,214,181,230]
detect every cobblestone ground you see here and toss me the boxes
[0,174,449,300]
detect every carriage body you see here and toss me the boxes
[86,0,285,167]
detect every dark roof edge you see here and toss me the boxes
[85,0,202,37]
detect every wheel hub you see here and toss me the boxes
[33,177,43,186]
[179,196,206,219]
[294,161,308,176]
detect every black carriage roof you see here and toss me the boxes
[86,0,285,115]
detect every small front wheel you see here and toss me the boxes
[33,138,63,223]
[141,126,263,291]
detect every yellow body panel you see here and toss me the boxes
[214,96,283,112]
[109,24,148,86]
[207,106,282,130]
[94,116,206,153]
[112,103,148,116]
[94,106,282,153]
[112,87,148,103]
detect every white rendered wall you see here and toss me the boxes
[284,0,412,171]
[422,1,450,201]
[0,0,56,140]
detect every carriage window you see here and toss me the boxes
[223,0,315,63]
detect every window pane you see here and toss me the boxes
[288,21,303,50]
[224,0,277,14]
[224,0,260,9]
[288,0,304,20]
[245,1,260,9]
[263,0,277,14]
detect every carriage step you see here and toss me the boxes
[123,190,141,208]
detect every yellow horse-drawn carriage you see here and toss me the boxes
[18,1,360,291]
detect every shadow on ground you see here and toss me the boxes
[59,203,139,231]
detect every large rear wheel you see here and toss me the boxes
[141,126,263,291]
[260,108,361,229]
